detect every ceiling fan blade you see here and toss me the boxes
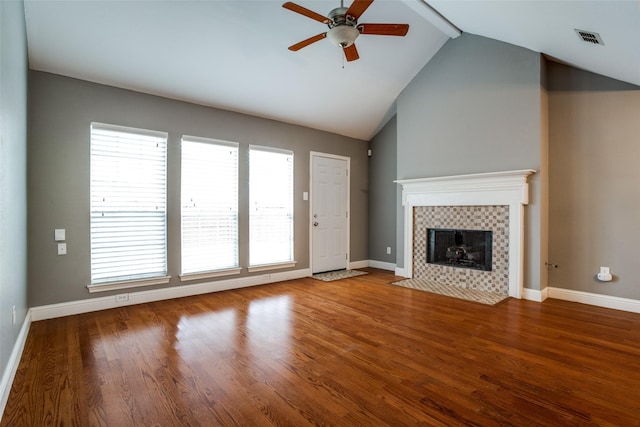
[358,23,409,36]
[282,2,328,24]
[344,44,359,62]
[345,0,374,20]
[288,33,327,51]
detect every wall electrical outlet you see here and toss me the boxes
[57,243,67,255]
[116,294,129,302]
[597,266,612,282]
[386,247,391,255]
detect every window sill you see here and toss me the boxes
[179,268,242,282]
[87,276,171,293]
[247,261,297,273]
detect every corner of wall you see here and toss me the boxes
[0,310,31,418]
[0,0,29,416]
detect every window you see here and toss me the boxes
[181,136,239,276]
[90,123,168,286]
[249,146,294,267]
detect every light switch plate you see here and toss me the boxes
[54,229,66,241]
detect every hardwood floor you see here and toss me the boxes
[3,268,640,426]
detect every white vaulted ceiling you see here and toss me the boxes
[23,1,640,140]
[429,0,640,88]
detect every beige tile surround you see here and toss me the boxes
[413,205,510,294]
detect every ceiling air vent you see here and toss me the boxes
[574,29,604,45]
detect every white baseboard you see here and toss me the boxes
[522,287,548,302]
[367,260,396,271]
[0,310,31,418]
[394,267,408,277]
[31,268,311,321]
[548,287,640,314]
[349,260,369,270]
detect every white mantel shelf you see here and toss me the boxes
[396,169,536,299]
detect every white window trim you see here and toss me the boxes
[87,276,171,293]
[179,268,242,282]
[248,145,295,268]
[183,135,238,149]
[92,122,168,139]
[248,144,292,155]
[180,135,240,275]
[247,261,297,273]
[89,122,168,287]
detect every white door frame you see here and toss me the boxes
[309,152,351,274]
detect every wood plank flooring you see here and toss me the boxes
[3,268,640,426]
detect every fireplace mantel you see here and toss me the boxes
[396,169,536,299]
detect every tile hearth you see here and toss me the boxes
[391,278,509,305]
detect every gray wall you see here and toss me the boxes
[395,34,548,291]
[28,71,368,307]
[548,61,640,299]
[0,0,28,386]
[368,115,397,264]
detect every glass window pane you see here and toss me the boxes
[249,147,294,266]
[90,123,168,284]
[181,137,239,274]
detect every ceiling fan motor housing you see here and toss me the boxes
[326,6,360,47]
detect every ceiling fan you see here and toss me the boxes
[282,0,409,62]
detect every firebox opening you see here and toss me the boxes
[427,228,492,271]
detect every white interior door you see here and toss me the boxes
[311,154,349,274]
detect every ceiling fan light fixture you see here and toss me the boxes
[283,0,409,60]
[327,25,359,48]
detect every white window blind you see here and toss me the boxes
[90,123,168,284]
[181,136,239,275]
[249,146,294,266]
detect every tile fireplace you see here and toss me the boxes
[396,170,535,298]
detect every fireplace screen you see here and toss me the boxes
[427,228,492,271]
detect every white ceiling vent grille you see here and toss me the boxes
[574,29,604,46]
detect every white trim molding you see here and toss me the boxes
[523,287,549,302]
[548,287,640,314]
[368,260,396,272]
[180,268,242,282]
[32,268,310,321]
[87,275,171,293]
[247,261,297,273]
[396,169,536,299]
[395,267,408,278]
[0,311,31,417]
[349,260,370,270]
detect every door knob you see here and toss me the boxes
[313,222,319,226]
